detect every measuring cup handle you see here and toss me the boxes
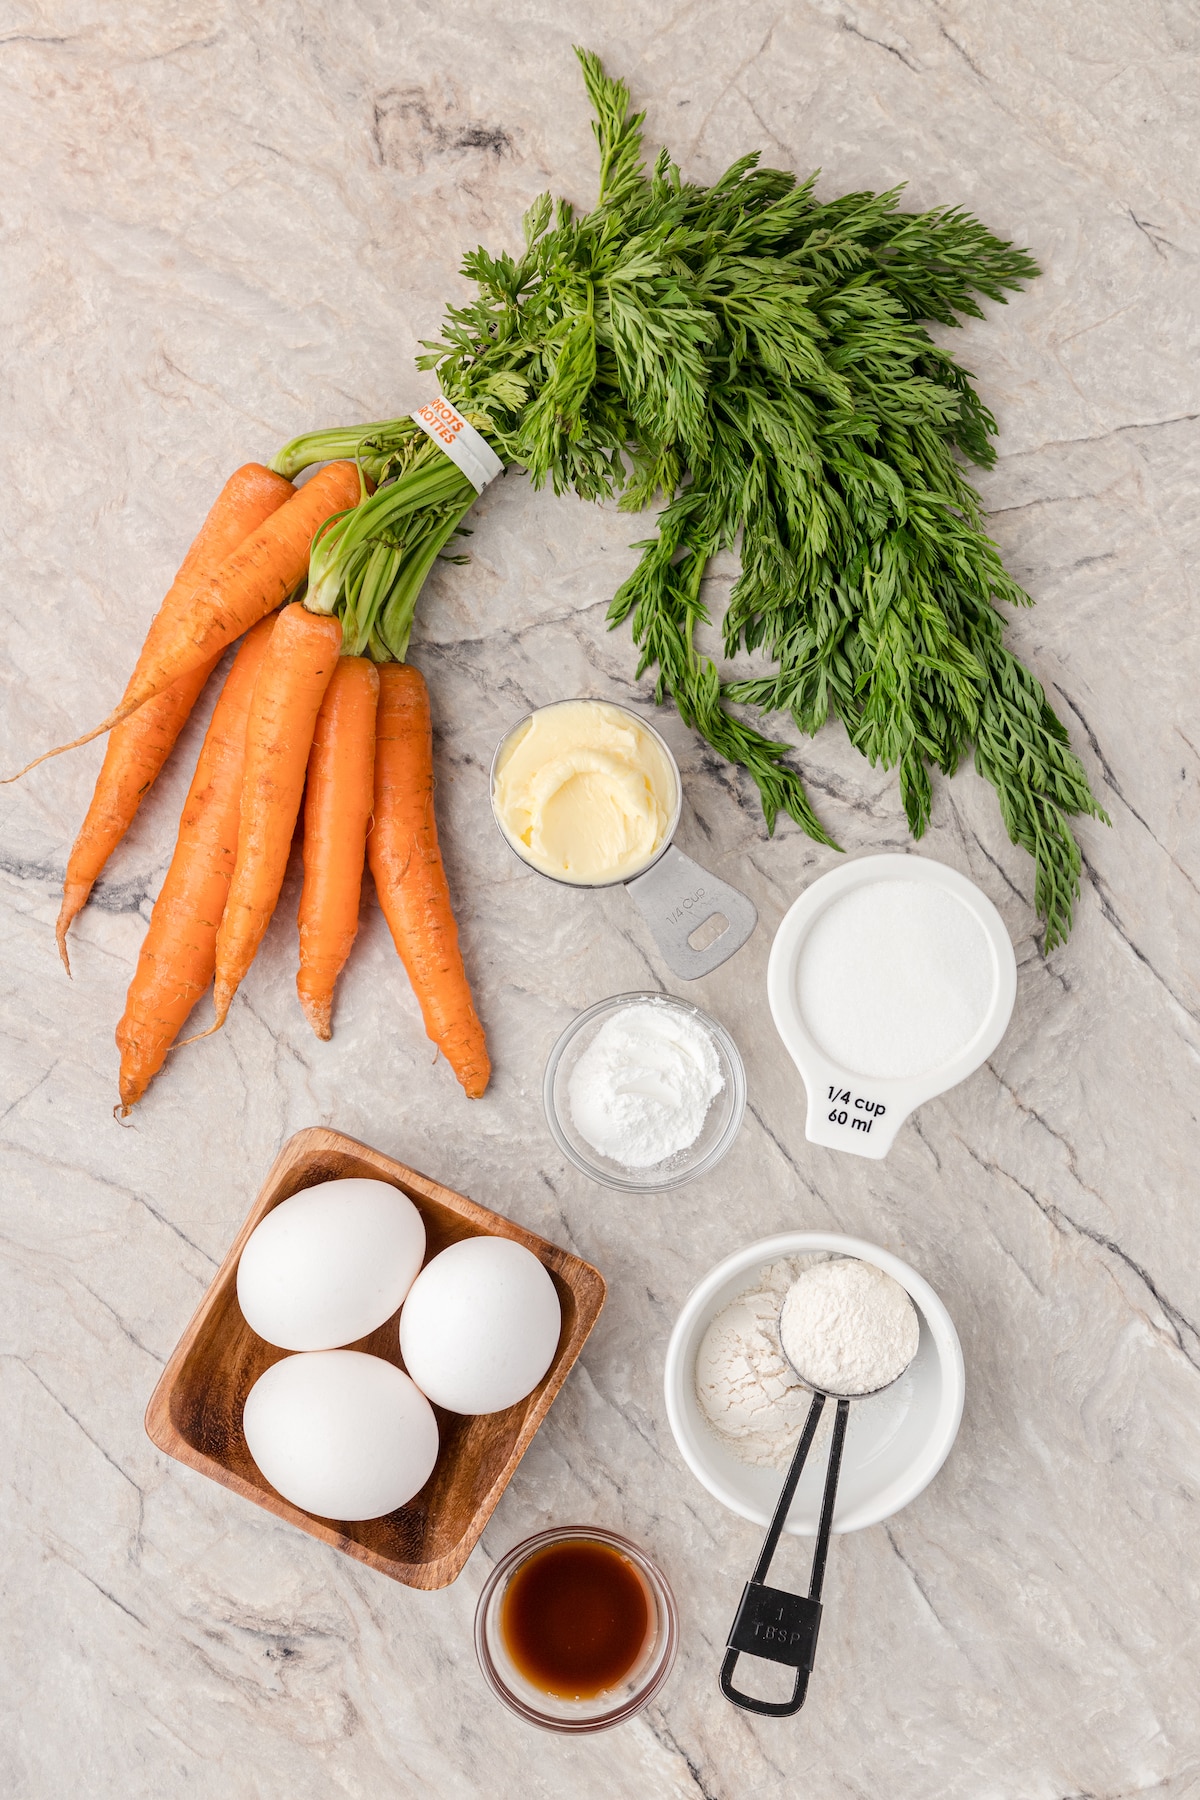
[719,1647,810,1716]
[718,1397,849,1719]
[625,845,758,979]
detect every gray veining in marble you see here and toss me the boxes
[2,3,1199,1796]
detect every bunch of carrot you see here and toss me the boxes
[10,462,490,1111]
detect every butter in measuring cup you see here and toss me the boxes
[491,700,679,885]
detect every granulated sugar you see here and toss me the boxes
[796,879,994,1080]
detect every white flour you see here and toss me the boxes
[695,1255,920,1467]
[694,1259,818,1469]
[779,1257,919,1396]
[567,1001,724,1169]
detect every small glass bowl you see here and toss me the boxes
[543,992,747,1192]
[474,1527,678,1733]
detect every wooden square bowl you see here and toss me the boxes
[145,1127,606,1590]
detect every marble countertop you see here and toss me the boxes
[3,4,1199,1796]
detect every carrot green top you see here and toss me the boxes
[270,48,1105,951]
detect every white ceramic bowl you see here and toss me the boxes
[663,1232,964,1534]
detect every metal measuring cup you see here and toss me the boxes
[719,1259,920,1718]
[488,699,758,980]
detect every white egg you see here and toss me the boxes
[237,1178,426,1351]
[243,1350,439,1520]
[399,1237,562,1414]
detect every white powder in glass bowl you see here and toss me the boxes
[567,1001,724,1169]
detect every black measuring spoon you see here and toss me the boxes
[719,1268,918,1717]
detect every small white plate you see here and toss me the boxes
[767,854,1017,1159]
[663,1233,965,1535]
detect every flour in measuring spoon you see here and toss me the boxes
[694,1256,916,1469]
[567,1002,724,1168]
[779,1256,919,1396]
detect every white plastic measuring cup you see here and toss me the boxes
[767,854,1017,1159]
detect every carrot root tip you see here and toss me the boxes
[299,992,333,1040]
[177,985,233,1045]
[176,1017,224,1049]
[3,708,130,783]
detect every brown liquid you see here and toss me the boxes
[500,1539,652,1700]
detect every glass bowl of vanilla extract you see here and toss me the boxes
[474,1527,679,1731]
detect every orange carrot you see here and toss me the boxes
[5,460,361,782]
[114,616,276,1113]
[296,656,379,1039]
[210,602,343,1031]
[56,464,295,970]
[368,664,490,1098]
